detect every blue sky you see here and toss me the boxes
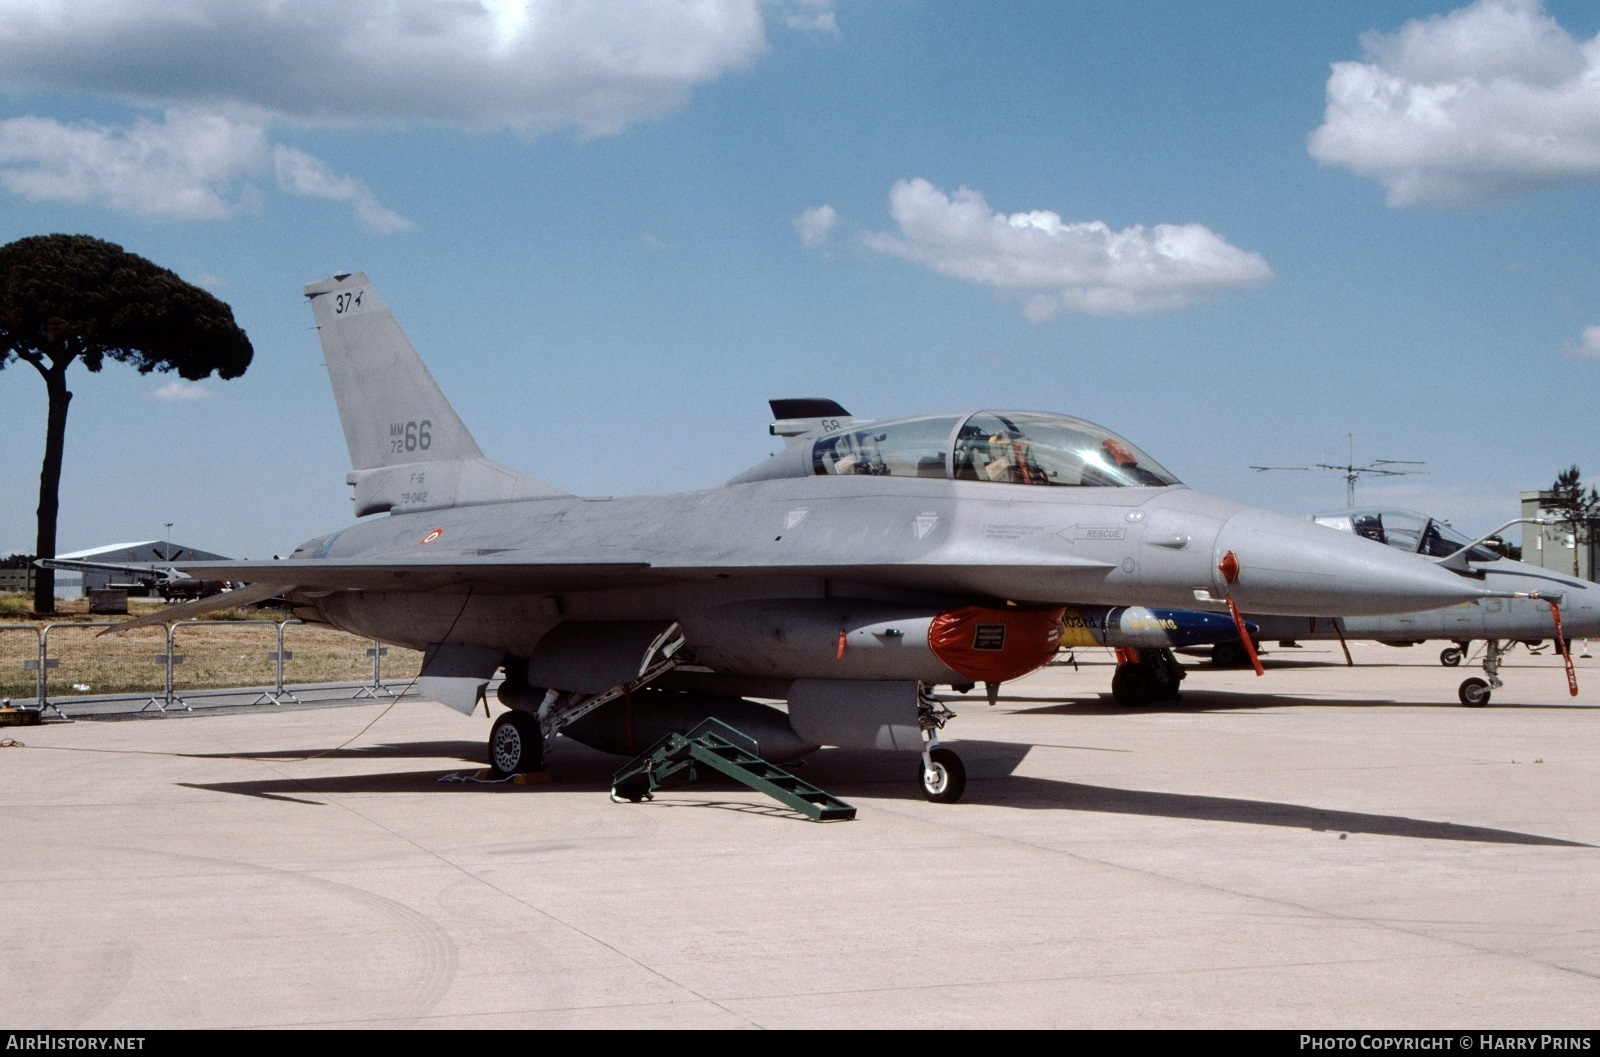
[2,0,1598,560]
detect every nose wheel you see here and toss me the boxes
[1457,639,1503,707]
[920,746,966,803]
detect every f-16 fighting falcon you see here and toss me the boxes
[97,274,1520,803]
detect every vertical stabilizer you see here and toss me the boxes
[305,272,567,515]
[305,272,481,470]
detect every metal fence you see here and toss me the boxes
[0,624,43,705]
[4,619,421,718]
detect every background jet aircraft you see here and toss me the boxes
[36,557,233,601]
[1211,508,1598,707]
[105,273,1512,803]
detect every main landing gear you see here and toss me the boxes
[488,710,544,776]
[1112,648,1186,707]
[918,688,965,803]
[1451,638,1572,706]
[487,625,690,778]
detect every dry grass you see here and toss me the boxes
[0,596,422,702]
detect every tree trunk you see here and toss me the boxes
[32,364,71,615]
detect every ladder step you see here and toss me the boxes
[610,720,855,822]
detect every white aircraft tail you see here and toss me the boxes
[304,272,568,516]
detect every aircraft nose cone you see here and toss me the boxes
[1215,508,1489,617]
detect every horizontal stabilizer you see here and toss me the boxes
[97,582,289,635]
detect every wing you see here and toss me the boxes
[108,554,1118,603]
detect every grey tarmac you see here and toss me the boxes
[2,642,1597,1029]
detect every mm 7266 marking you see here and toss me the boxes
[389,419,432,453]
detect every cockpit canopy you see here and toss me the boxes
[1313,508,1502,563]
[735,410,1180,488]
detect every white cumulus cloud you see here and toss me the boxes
[853,178,1271,318]
[793,203,838,248]
[1309,0,1600,206]
[1567,325,1600,358]
[785,0,839,36]
[0,110,411,230]
[146,379,219,402]
[272,146,413,233]
[0,110,267,221]
[0,0,833,136]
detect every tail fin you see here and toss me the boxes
[305,272,567,516]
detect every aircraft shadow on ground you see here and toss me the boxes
[178,739,485,763]
[178,737,1587,846]
[999,691,1593,715]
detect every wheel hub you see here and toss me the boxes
[492,724,523,772]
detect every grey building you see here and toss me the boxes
[1520,491,1598,583]
[51,540,233,598]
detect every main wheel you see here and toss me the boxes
[1458,677,1491,707]
[1111,663,1156,708]
[1440,646,1463,667]
[488,711,544,776]
[920,747,966,803]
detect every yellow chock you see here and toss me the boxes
[0,708,42,727]
[512,769,554,785]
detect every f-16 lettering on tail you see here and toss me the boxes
[109,272,1510,802]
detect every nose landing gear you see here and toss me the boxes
[918,689,966,803]
[1458,639,1503,707]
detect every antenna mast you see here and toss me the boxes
[1251,434,1426,507]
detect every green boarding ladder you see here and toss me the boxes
[609,718,856,822]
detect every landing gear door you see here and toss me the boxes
[417,642,505,715]
[524,621,679,695]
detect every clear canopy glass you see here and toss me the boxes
[812,411,1180,488]
[1314,509,1502,562]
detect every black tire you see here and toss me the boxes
[488,710,544,776]
[1458,677,1491,708]
[610,781,649,803]
[1210,642,1241,668]
[920,747,966,803]
[1111,663,1156,708]
[1440,647,1463,667]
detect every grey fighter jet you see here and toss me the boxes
[103,273,1517,802]
[1211,509,1600,707]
